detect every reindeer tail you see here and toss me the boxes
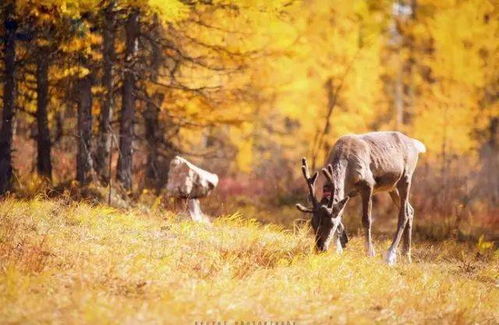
[412,139,426,153]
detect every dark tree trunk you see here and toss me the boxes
[35,49,52,180]
[479,117,499,204]
[144,17,164,191]
[76,71,94,185]
[117,10,139,191]
[95,1,116,184]
[0,2,17,195]
[144,93,164,190]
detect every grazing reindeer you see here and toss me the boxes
[296,131,426,265]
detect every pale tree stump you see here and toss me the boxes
[166,156,218,222]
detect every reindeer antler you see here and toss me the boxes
[322,164,334,184]
[299,157,319,209]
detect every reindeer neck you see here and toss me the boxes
[330,159,348,203]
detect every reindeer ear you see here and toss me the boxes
[296,203,314,213]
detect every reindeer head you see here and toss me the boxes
[295,158,349,252]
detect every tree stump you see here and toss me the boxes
[166,156,218,222]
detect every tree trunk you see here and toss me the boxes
[144,93,164,190]
[144,17,164,191]
[394,58,404,130]
[95,1,116,184]
[35,49,52,180]
[402,0,417,125]
[76,71,94,185]
[0,2,17,195]
[117,10,139,191]
[479,117,498,205]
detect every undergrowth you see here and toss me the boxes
[0,198,497,324]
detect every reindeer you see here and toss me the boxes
[296,131,426,265]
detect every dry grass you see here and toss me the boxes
[0,198,497,324]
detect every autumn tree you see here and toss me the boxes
[29,4,65,182]
[0,1,17,194]
[116,9,139,191]
[95,0,116,184]
[142,15,165,190]
[0,0,496,224]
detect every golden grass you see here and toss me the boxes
[0,198,497,324]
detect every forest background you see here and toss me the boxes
[0,0,497,240]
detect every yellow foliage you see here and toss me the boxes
[221,0,390,168]
[147,0,189,22]
[477,235,494,254]
[408,0,497,156]
[231,122,255,173]
[7,0,497,174]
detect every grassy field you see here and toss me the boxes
[0,198,497,324]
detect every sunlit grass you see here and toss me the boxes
[0,198,497,324]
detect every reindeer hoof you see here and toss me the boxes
[365,244,376,257]
[385,251,397,265]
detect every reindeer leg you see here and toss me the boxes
[386,177,411,265]
[389,189,400,209]
[339,222,349,248]
[335,236,343,254]
[361,185,375,257]
[402,202,414,263]
[390,189,413,262]
[334,222,348,253]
